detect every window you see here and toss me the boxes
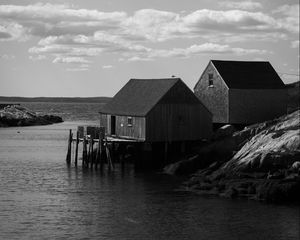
[208,73,214,86]
[127,117,133,127]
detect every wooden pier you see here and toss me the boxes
[66,126,146,170]
[65,125,197,171]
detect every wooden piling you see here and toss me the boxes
[74,131,79,166]
[82,137,87,167]
[90,138,94,169]
[99,128,105,170]
[66,129,72,164]
[96,130,104,170]
[106,140,114,171]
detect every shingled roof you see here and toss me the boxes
[211,60,285,89]
[100,78,180,116]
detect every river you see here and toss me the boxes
[0,102,299,239]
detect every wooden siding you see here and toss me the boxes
[229,89,287,124]
[146,103,212,142]
[100,113,145,140]
[99,113,109,134]
[115,115,146,140]
[194,62,229,123]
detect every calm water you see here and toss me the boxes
[0,102,299,240]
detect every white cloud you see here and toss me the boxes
[29,55,46,61]
[66,67,89,72]
[218,1,263,10]
[0,54,15,59]
[272,4,299,34]
[53,56,91,64]
[291,40,299,48]
[127,43,269,61]
[102,65,113,69]
[0,3,292,64]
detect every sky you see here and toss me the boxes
[0,0,299,97]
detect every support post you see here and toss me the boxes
[106,140,114,171]
[66,129,72,164]
[82,137,87,167]
[96,129,104,170]
[74,131,79,166]
[90,138,94,169]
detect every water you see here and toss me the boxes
[0,102,299,240]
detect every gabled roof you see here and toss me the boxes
[211,60,285,89]
[100,78,180,116]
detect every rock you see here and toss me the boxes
[291,161,300,171]
[0,105,63,127]
[213,124,236,140]
[223,110,300,173]
[164,155,203,175]
[173,109,300,203]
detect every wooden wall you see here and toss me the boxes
[99,113,146,140]
[194,62,229,124]
[146,103,212,142]
[146,80,212,142]
[229,89,287,124]
[115,115,145,140]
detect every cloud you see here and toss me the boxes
[127,43,269,61]
[0,54,15,59]
[291,40,299,48]
[53,56,91,64]
[272,4,299,34]
[29,55,46,61]
[218,1,263,10]
[102,65,113,69]
[0,3,292,64]
[0,22,27,41]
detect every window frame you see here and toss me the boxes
[208,73,214,87]
[127,116,133,127]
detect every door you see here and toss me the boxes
[111,115,116,135]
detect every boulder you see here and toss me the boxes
[213,124,236,140]
[0,105,63,127]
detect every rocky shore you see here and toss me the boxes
[164,109,300,203]
[0,104,63,127]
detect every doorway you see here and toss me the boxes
[111,115,116,135]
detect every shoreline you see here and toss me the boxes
[164,109,300,204]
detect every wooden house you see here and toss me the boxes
[194,60,287,125]
[99,78,212,142]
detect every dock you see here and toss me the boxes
[65,125,193,170]
[65,126,147,170]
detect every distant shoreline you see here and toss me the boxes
[0,96,111,103]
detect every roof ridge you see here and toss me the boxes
[130,78,181,81]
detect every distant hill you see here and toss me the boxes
[0,96,111,103]
[286,81,300,112]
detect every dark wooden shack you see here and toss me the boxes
[99,78,212,142]
[194,60,287,125]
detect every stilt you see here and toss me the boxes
[90,138,94,169]
[99,137,104,170]
[66,129,72,164]
[99,127,105,170]
[82,137,87,167]
[74,131,79,166]
[106,140,114,171]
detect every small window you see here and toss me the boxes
[127,117,133,127]
[208,73,214,86]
